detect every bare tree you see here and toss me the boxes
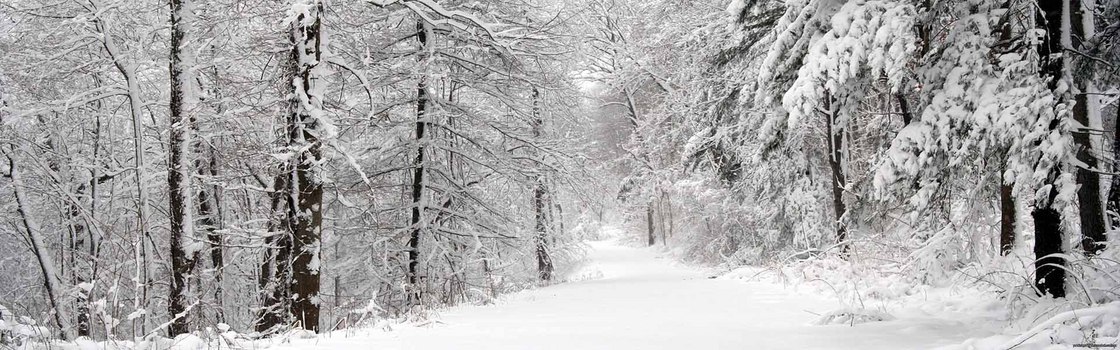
[168,0,200,336]
[286,0,326,332]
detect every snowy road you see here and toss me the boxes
[284,239,987,350]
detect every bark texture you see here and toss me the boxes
[167,0,198,336]
[1031,0,1067,298]
[823,92,849,255]
[407,19,430,307]
[287,0,324,331]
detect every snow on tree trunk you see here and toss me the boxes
[1071,0,1106,256]
[4,151,72,339]
[92,5,155,332]
[532,88,553,282]
[197,147,223,322]
[168,0,199,336]
[69,187,92,337]
[286,0,327,332]
[257,173,291,333]
[1031,0,1070,298]
[1110,104,1120,227]
[535,183,553,281]
[823,91,849,256]
[407,18,430,308]
[996,6,1018,257]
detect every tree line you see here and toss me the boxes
[0,0,595,340]
[595,0,1120,303]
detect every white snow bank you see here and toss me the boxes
[937,302,1120,350]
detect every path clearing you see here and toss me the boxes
[285,239,989,350]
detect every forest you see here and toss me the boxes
[1,0,1119,349]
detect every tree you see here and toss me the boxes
[1071,0,1107,256]
[762,0,919,256]
[285,0,327,332]
[532,88,555,281]
[2,146,72,339]
[168,0,200,336]
[1030,0,1071,298]
[407,18,431,308]
[0,0,584,338]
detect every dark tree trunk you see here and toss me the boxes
[1109,105,1120,227]
[287,0,324,332]
[197,147,223,321]
[895,93,913,126]
[1071,0,1106,256]
[657,192,667,243]
[256,173,290,333]
[994,0,1018,257]
[666,194,674,240]
[646,204,656,246]
[823,91,849,255]
[1033,207,1065,297]
[1000,176,1016,256]
[556,201,566,238]
[1032,0,1067,298]
[407,19,430,307]
[201,63,227,322]
[69,184,92,337]
[167,0,197,336]
[532,88,553,281]
[534,183,553,280]
[1073,98,1107,255]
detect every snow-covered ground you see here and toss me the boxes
[275,238,993,350]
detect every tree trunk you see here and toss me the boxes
[407,18,430,307]
[1032,0,1068,298]
[1000,173,1016,256]
[198,147,223,322]
[532,88,553,281]
[1071,0,1106,256]
[646,204,656,246]
[534,183,553,281]
[256,173,290,333]
[1033,205,1065,297]
[659,191,670,242]
[555,200,566,240]
[69,186,91,338]
[201,64,226,323]
[1108,104,1120,227]
[168,0,198,336]
[5,151,72,339]
[93,8,154,332]
[895,93,913,126]
[287,0,325,332]
[823,91,849,255]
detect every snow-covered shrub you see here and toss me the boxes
[0,304,10,346]
[813,308,895,326]
[0,305,52,348]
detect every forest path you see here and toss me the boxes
[284,236,986,350]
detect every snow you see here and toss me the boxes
[272,234,990,350]
[725,0,746,17]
